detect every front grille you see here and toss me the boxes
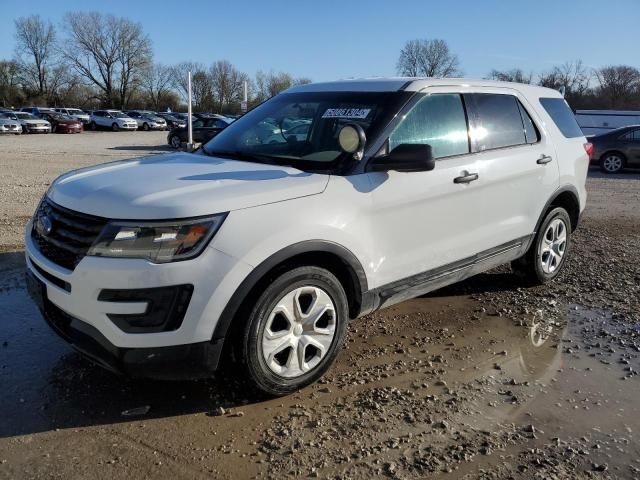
[31,199,107,271]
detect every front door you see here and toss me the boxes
[367,91,490,288]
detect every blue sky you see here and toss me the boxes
[1,0,638,81]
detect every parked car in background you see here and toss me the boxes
[167,116,231,148]
[125,111,167,130]
[575,109,640,136]
[40,112,83,134]
[590,125,640,173]
[53,108,91,125]
[156,112,186,129]
[6,111,51,133]
[20,107,55,118]
[0,117,21,134]
[89,110,138,131]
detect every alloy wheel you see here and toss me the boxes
[539,218,567,274]
[261,286,337,378]
[602,154,623,173]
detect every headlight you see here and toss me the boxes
[87,214,227,263]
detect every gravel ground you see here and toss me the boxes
[0,133,639,479]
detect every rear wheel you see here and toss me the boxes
[89,121,97,131]
[240,266,349,396]
[512,207,571,285]
[600,152,625,173]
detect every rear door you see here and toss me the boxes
[463,90,559,246]
[619,128,640,165]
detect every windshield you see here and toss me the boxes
[15,112,35,120]
[202,91,411,170]
[67,109,84,115]
[110,111,129,118]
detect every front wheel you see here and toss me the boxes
[142,123,149,131]
[512,207,572,285]
[170,135,182,148]
[112,122,119,132]
[240,266,349,396]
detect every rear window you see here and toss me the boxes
[539,98,583,138]
[464,93,526,151]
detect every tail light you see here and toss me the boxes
[583,142,593,160]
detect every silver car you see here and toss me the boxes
[54,107,91,125]
[0,117,22,135]
[10,111,51,133]
[125,111,167,131]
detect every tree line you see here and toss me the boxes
[3,18,640,113]
[397,38,640,110]
[0,13,311,113]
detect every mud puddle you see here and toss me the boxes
[0,253,639,479]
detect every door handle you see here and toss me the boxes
[537,154,553,165]
[453,172,479,184]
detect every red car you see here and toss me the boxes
[41,112,83,134]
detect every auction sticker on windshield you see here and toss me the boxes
[321,108,371,119]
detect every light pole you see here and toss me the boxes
[187,71,193,150]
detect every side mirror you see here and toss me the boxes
[338,123,366,160]
[369,144,435,172]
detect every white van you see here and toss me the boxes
[575,109,640,136]
[25,78,590,395]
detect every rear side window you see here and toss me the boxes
[539,97,583,138]
[389,93,469,159]
[464,93,526,151]
[621,129,640,140]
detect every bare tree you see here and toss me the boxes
[538,60,591,97]
[209,60,247,112]
[594,65,640,109]
[141,63,173,110]
[170,61,206,102]
[397,39,461,77]
[14,15,57,97]
[62,12,151,108]
[0,60,24,106]
[487,68,532,84]
[254,70,311,102]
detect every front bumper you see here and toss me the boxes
[27,270,223,379]
[0,125,20,134]
[24,221,254,350]
[26,125,51,133]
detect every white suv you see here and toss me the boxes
[25,78,590,395]
[89,110,138,131]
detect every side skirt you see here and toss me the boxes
[361,236,532,314]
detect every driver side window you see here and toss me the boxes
[389,94,469,159]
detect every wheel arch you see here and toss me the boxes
[212,240,369,350]
[600,149,627,162]
[534,186,581,238]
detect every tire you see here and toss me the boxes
[239,266,349,396]
[89,121,97,131]
[22,126,28,134]
[142,123,149,131]
[170,135,182,148]
[511,207,572,285]
[600,152,625,174]
[112,123,120,132]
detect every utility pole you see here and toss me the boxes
[187,71,193,150]
[241,80,248,114]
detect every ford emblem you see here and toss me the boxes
[36,215,53,236]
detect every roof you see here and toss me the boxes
[284,77,561,97]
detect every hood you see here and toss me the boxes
[48,152,329,219]
[58,119,81,126]
[24,119,48,125]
